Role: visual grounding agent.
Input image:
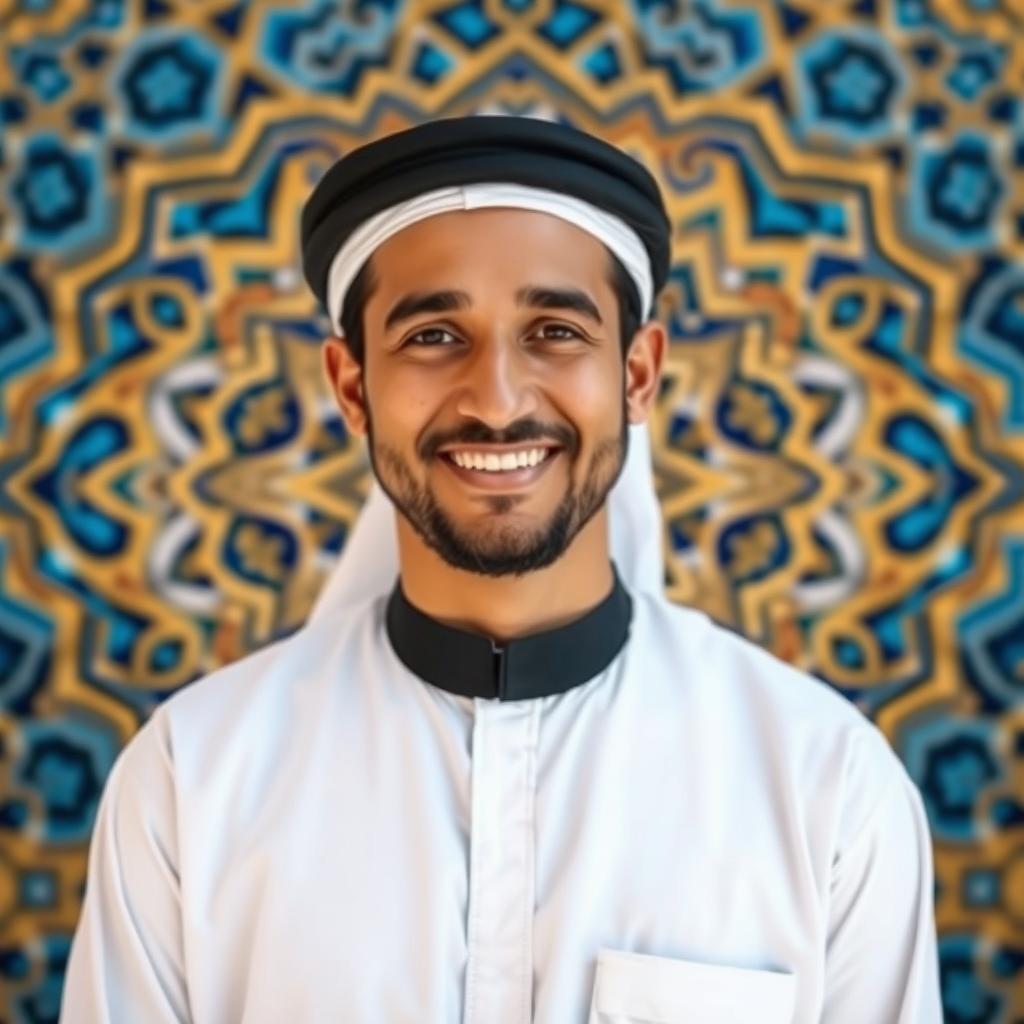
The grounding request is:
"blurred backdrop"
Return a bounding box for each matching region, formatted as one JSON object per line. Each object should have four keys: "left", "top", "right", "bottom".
{"left": 0, "top": 0, "right": 1022, "bottom": 1020}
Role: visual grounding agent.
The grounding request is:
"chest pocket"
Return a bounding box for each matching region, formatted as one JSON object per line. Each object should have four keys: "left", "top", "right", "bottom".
{"left": 588, "top": 948, "right": 797, "bottom": 1024}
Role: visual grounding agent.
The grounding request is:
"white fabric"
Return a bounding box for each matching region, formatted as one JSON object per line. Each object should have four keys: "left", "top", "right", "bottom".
{"left": 60, "top": 588, "right": 942, "bottom": 1022}
{"left": 308, "top": 421, "right": 664, "bottom": 624}
{"left": 325, "top": 182, "right": 655, "bottom": 333}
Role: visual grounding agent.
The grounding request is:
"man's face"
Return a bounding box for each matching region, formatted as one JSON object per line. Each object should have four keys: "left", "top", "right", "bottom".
{"left": 332, "top": 208, "right": 636, "bottom": 577}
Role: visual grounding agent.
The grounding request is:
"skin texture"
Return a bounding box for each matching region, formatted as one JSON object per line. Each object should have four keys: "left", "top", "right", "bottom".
{"left": 323, "top": 207, "right": 666, "bottom": 641}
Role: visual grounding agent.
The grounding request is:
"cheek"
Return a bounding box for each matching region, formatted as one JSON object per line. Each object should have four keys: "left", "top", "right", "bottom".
{"left": 559, "top": 360, "right": 621, "bottom": 419}
{"left": 368, "top": 364, "right": 435, "bottom": 446}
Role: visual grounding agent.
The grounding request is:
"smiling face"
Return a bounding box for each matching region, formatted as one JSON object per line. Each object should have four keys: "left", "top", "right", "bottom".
{"left": 323, "top": 206, "right": 663, "bottom": 578}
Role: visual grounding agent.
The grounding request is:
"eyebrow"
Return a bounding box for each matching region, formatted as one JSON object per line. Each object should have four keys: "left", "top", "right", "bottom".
{"left": 517, "top": 285, "right": 603, "bottom": 325}
{"left": 383, "top": 284, "right": 603, "bottom": 331}
{"left": 384, "top": 289, "right": 469, "bottom": 330}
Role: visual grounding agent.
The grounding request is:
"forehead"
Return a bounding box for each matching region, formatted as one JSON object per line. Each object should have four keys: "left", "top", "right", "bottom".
{"left": 369, "top": 207, "right": 611, "bottom": 287}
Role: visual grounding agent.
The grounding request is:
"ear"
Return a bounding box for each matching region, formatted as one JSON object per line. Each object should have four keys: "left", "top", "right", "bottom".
{"left": 322, "top": 336, "right": 367, "bottom": 437}
{"left": 624, "top": 320, "right": 666, "bottom": 424}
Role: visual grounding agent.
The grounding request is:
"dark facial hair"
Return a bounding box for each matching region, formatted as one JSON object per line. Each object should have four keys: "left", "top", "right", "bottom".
{"left": 363, "top": 394, "right": 629, "bottom": 578}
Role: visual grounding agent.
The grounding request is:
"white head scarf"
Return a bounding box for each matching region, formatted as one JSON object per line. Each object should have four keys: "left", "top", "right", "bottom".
{"left": 325, "top": 183, "right": 656, "bottom": 333}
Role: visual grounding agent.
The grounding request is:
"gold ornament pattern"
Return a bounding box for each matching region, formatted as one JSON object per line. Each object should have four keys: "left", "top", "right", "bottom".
{"left": 0, "top": 0, "right": 1022, "bottom": 1019}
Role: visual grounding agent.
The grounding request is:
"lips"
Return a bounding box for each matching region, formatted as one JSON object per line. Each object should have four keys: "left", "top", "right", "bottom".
{"left": 438, "top": 448, "right": 561, "bottom": 491}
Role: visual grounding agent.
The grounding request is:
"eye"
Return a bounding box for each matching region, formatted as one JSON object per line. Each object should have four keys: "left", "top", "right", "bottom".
{"left": 535, "top": 322, "right": 583, "bottom": 340}
{"left": 405, "top": 327, "right": 458, "bottom": 347}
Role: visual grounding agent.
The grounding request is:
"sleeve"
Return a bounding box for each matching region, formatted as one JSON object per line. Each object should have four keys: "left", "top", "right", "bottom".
{"left": 821, "top": 726, "right": 943, "bottom": 1023}
{"left": 59, "top": 706, "right": 191, "bottom": 1023}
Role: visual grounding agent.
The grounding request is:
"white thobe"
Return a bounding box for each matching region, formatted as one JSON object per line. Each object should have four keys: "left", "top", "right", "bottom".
{"left": 59, "top": 588, "right": 942, "bottom": 1022}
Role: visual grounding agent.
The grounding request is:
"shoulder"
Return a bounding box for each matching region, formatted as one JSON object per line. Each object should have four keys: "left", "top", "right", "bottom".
{"left": 632, "top": 590, "right": 863, "bottom": 727}
{"left": 169, "top": 592, "right": 379, "bottom": 710}
{"left": 122, "top": 593, "right": 385, "bottom": 780}
{"left": 632, "top": 590, "right": 910, "bottom": 836}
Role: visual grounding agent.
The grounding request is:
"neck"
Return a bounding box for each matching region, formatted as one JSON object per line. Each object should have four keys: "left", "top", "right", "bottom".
{"left": 394, "top": 509, "right": 614, "bottom": 642}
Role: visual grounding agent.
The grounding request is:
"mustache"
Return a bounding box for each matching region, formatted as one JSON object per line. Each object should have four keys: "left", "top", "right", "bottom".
{"left": 428, "top": 422, "right": 575, "bottom": 455}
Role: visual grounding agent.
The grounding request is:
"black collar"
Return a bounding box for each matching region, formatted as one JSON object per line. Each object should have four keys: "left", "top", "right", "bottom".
{"left": 385, "top": 562, "right": 633, "bottom": 701}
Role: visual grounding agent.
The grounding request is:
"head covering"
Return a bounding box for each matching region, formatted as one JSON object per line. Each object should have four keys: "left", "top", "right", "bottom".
{"left": 323, "top": 182, "right": 655, "bottom": 332}
{"left": 301, "top": 115, "right": 670, "bottom": 623}
{"left": 301, "top": 116, "right": 671, "bottom": 326}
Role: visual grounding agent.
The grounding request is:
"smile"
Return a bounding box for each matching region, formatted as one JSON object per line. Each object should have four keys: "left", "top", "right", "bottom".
{"left": 437, "top": 447, "right": 561, "bottom": 490}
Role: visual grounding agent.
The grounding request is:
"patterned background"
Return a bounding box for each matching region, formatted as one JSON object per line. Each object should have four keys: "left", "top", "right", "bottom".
{"left": 0, "top": 0, "right": 1022, "bottom": 1020}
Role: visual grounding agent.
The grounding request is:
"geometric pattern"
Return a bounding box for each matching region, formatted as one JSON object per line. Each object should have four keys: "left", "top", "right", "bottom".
{"left": 0, "top": 1, "right": 1022, "bottom": 1019}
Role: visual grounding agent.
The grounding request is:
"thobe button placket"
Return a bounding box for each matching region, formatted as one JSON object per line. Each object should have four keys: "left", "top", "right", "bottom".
{"left": 492, "top": 640, "right": 507, "bottom": 699}
{"left": 463, "top": 696, "right": 540, "bottom": 1024}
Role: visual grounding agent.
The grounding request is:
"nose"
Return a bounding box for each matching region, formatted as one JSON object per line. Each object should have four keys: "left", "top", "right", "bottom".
{"left": 452, "top": 334, "right": 539, "bottom": 428}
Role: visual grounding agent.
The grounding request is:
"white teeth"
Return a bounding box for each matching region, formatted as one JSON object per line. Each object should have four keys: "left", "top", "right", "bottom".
{"left": 449, "top": 448, "right": 552, "bottom": 471}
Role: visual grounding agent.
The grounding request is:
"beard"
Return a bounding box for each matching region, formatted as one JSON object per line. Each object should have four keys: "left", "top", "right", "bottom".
{"left": 364, "top": 395, "right": 629, "bottom": 578}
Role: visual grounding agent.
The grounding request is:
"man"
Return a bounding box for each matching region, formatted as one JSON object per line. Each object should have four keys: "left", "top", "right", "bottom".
{"left": 60, "top": 116, "right": 942, "bottom": 1022}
